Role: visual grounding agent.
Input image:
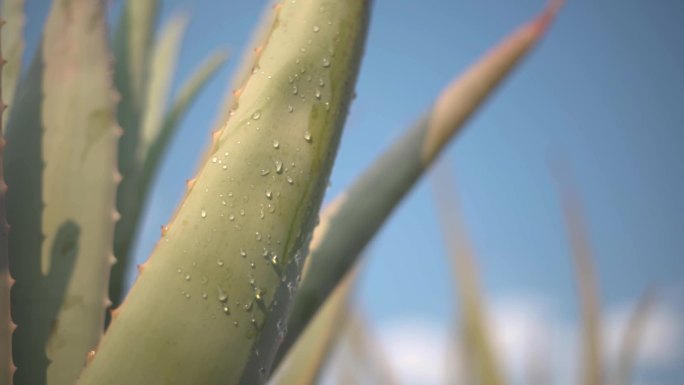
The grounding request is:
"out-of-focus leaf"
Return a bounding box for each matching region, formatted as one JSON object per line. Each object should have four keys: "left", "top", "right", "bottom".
{"left": 615, "top": 289, "right": 657, "bottom": 385}
{"left": 551, "top": 159, "right": 602, "bottom": 385}
{"left": 109, "top": 0, "right": 159, "bottom": 307}
{"left": 346, "top": 311, "right": 399, "bottom": 385}
{"left": 140, "top": 50, "right": 229, "bottom": 199}
{"left": 269, "top": 268, "right": 358, "bottom": 385}
{"left": 0, "top": 0, "right": 24, "bottom": 129}
{"left": 431, "top": 163, "right": 505, "bottom": 385}
{"left": 276, "top": 0, "right": 564, "bottom": 362}
{"left": 0, "top": 20, "right": 16, "bottom": 385}
{"left": 138, "top": 14, "right": 188, "bottom": 165}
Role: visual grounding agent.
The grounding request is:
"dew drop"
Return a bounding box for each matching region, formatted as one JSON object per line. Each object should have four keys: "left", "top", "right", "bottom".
{"left": 229, "top": 214, "right": 235, "bottom": 221}
{"left": 313, "top": 25, "right": 320, "bottom": 32}
{"left": 256, "top": 232, "right": 262, "bottom": 241}
{"left": 265, "top": 190, "right": 273, "bottom": 199}
{"left": 218, "top": 287, "right": 229, "bottom": 303}
{"left": 217, "top": 259, "right": 224, "bottom": 267}
{"left": 240, "top": 249, "right": 247, "bottom": 257}
{"left": 321, "top": 57, "right": 331, "bottom": 67}
{"left": 292, "top": 85, "right": 298, "bottom": 95}
{"left": 315, "top": 89, "right": 321, "bottom": 99}
{"left": 260, "top": 169, "right": 270, "bottom": 176}
{"left": 273, "top": 139, "right": 280, "bottom": 149}
{"left": 233, "top": 321, "right": 239, "bottom": 327}
{"left": 271, "top": 254, "right": 279, "bottom": 265}
{"left": 303, "top": 131, "right": 312, "bottom": 142}
{"left": 251, "top": 110, "right": 262, "bottom": 120}
{"left": 211, "top": 157, "right": 218, "bottom": 163}
{"left": 288, "top": 105, "right": 294, "bottom": 113}
{"left": 223, "top": 306, "right": 230, "bottom": 315}
{"left": 184, "top": 273, "right": 191, "bottom": 281}
{"left": 287, "top": 176, "right": 294, "bottom": 185}
{"left": 202, "top": 292, "right": 208, "bottom": 299}
{"left": 274, "top": 160, "right": 283, "bottom": 174}
{"left": 200, "top": 209, "right": 207, "bottom": 218}
{"left": 176, "top": 268, "right": 182, "bottom": 274}
{"left": 185, "top": 292, "right": 191, "bottom": 299}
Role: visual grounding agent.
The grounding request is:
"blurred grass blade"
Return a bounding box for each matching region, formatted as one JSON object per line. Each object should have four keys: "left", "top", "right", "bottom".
{"left": 269, "top": 268, "right": 358, "bottom": 385}
{"left": 0, "top": 21, "right": 16, "bottom": 385}
{"left": 0, "top": 0, "right": 24, "bottom": 129}
{"left": 615, "top": 289, "right": 657, "bottom": 385}
{"left": 78, "top": 1, "right": 370, "bottom": 384}
{"left": 138, "top": 14, "right": 188, "bottom": 165}
{"left": 550, "top": 159, "right": 602, "bottom": 385}
{"left": 347, "top": 311, "right": 399, "bottom": 385}
{"left": 277, "top": 0, "right": 564, "bottom": 361}
{"left": 431, "top": 162, "right": 505, "bottom": 385}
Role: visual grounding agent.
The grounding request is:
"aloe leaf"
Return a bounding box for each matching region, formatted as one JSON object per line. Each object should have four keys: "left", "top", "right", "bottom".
{"left": 109, "top": 50, "right": 229, "bottom": 306}
{"left": 4, "top": 0, "right": 118, "bottom": 383}
{"left": 78, "top": 1, "right": 370, "bottom": 384}
{"left": 614, "top": 289, "right": 657, "bottom": 385}
{"left": 0, "top": 0, "right": 24, "bottom": 129}
{"left": 138, "top": 14, "right": 188, "bottom": 165}
{"left": 346, "top": 311, "right": 399, "bottom": 385}
{"left": 0, "top": 20, "right": 16, "bottom": 385}
{"left": 269, "top": 268, "right": 357, "bottom": 385}
{"left": 277, "top": 0, "right": 564, "bottom": 361}
{"left": 109, "top": 0, "right": 159, "bottom": 306}
{"left": 551, "top": 160, "right": 602, "bottom": 385}
{"left": 431, "top": 164, "right": 504, "bottom": 385}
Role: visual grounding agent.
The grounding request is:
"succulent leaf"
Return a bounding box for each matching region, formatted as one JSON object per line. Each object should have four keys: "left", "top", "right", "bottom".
{"left": 277, "top": 0, "right": 564, "bottom": 361}
{"left": 0, "top": 18, "right": 16, "bottom": 385}
{"left": 77, "top": 1, "right": 370, "bottom": 384}
{"left": 109, "top": 0, "right": 160, "bottom": 307}
{"left": 0, "top": 0, "right": 24, "bottom": 130}
{"left": 138, "top": 14, "right": 188, "bottom": 166}
{"left": 5, "top": 0, "right": 118, "bottom": 384}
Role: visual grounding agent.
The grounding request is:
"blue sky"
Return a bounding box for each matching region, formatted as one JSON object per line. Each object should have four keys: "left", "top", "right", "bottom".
{"left": 22, "top": 0, "right": 684, "bottom": 383}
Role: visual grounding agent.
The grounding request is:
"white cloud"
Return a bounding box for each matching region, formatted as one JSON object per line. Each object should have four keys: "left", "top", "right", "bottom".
{"left": 342, "top": 294, "right": 684, "bottom": 385}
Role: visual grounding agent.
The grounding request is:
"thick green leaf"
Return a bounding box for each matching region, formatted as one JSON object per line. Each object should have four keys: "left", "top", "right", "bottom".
{"left": 277, "top": 0, "right": 564, "bottom": 361}
{"left": 5, "top": 1, "right": 118, "bottom": 384}
{"left": 78, "top": 1, "right": 370, "bottom": 384}
{"left": 0, "top": 20, "right": 16, "bottom": 385}
{"left": 0, "top": 0, "right": 24, "bottom": 129}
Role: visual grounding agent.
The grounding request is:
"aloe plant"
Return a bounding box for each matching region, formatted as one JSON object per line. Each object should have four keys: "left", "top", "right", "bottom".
{"left": 0, "top": 0, "right": 575, "bottom": 383}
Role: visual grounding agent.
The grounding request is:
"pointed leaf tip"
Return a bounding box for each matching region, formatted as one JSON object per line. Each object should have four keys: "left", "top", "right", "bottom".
{"left": 531, "top": 0, "right": 565, "bottom": 35}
